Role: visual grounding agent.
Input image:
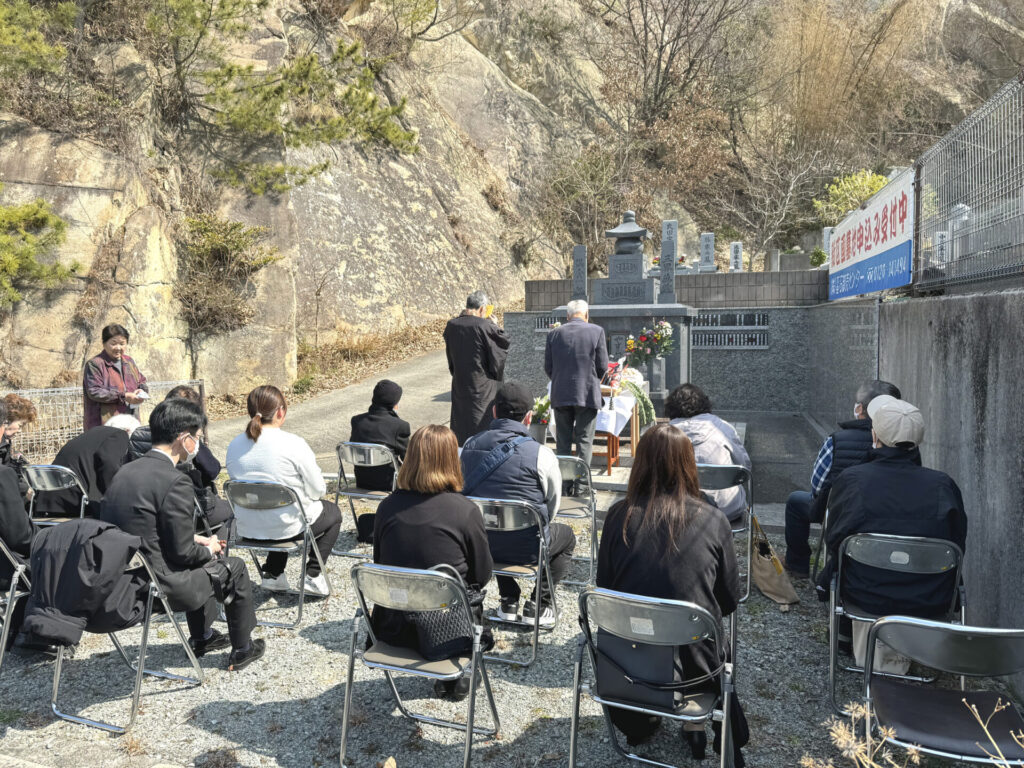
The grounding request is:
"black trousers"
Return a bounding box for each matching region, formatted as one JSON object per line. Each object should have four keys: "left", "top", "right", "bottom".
{"left": 184, "top": 556, "right": 257, "bottom": 650}
{"left": 262, "top": 500, "right": 342, "bottom": 578}
{"left": 491, "top": 522, "right": 576, "bottom": 605}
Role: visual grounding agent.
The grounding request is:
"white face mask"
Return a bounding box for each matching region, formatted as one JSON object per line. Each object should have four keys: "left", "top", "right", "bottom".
{"left": 182, "top": 433, "right": 200, "bottom": 463}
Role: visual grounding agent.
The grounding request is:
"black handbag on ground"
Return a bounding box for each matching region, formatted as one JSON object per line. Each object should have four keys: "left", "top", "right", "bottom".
{"left": 407, "top": 564, "right": 489, "bottom": 661}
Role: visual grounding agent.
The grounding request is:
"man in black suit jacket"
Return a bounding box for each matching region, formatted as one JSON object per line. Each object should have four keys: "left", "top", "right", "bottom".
{"left": 101, "top": 398, "right": 264, "bottom": 671}
{"left": 350, "top": 380, "right": 411, "bottom": 492}
{"left": 32, "top": 419, "right": 136, "bottom": 518}
{"left": 545, "top": 299, "right": 609, "bottom": 467}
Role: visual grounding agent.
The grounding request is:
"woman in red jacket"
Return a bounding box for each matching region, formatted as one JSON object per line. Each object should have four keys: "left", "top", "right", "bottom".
{"left": 82, "top": 323, "right": 149, "bottom": 431}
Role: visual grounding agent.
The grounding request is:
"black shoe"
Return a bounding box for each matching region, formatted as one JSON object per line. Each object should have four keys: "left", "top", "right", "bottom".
{"left": 625, "top": 716, "right": 661, "bottom": 745}
{"left": 227, "top": 638, "right": 266, "bottom": 671}
{"left": 784, "top": 565, "right": 809, "bottom": 580}
{"left": 189, "top": 628, "right": 231, "bottom": 657}
{"left": 13, "top": 633, "right": 66, "bottom": 658}
{"left": 432, "top": 675, "right": 471, "bottom": 702}
{"left": 683, "top": 728, "right": 707, "bottom": 759}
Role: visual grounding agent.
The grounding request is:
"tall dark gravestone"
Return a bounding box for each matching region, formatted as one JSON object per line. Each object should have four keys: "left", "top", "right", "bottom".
{"left": 571, "top": 244, "right": 588, "bottom": 301}
{"left": 658, "top": 220, "right": 678, "bottom": 304}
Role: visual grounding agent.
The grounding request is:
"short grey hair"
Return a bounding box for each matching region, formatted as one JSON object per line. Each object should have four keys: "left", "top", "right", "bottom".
{"left": 566, "top": 299, "right": 588, "bottom": 318}
{"left": 106, "top": 414, "right": 142, "bottom": 435}
{"left": 855, "top": 379, "right": 901, "bottom": 408}
{"left": 466, "top": 291, "right": 488, "bottom": 310}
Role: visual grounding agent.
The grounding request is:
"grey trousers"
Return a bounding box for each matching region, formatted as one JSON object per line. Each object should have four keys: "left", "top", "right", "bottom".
{"left": 554, "top": 406, "right": 597, "bottom": 467}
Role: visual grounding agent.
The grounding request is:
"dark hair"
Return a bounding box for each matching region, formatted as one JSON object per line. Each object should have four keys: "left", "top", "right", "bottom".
{"left": 246, "top": 385, "right": 287, "bottom": 442}
{"left": 0, "top": 399, "right": 7, "bottom": 425}
{"left": 150, "top": 398, "right": 206, "bottom": 445}
{"left": 664, "top": 383, "right": 713, "bottom": 420}
{"left": 855, "top": 379, "right": 901, "bottom": 408}
{"left": 165, "top": 385, "right": 200, "bottom": 403}
{"left": 623, "top": 424, "right": 702, "bottom": 552}
{"left": 397, "top": 425, "right": 463, "bottom": 494}
{"left": 101, "top": 323, "right": 130, "bottom": 344}
{"left": 466, "top": 290, "right": 488, "bottom": 309}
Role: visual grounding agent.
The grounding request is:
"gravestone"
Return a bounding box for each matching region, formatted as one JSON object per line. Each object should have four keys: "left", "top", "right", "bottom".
{"left": 729, "top": 241, "right": 744, "bottom": 272}
{"left": 571, "top": 244, "right": 588, "bottom": 301}
{"left": 769, "top": 248, "right": 781, "bottom": 272}
{"left": 592, "top": 211, "right": 658, "bottom": 305}
{"left": 658, "top": 220, "right": 678, "bottom": 303}
{"left": 699, "top": 232, "right": 716, "bottom": 272}
{"left": 823, "top": 227, "right": 834, "bottom": 259}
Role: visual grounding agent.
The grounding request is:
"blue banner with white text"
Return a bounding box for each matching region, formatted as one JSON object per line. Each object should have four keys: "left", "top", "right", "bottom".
{"left": 829, "top": 241, "right": 912, "bottom": 300}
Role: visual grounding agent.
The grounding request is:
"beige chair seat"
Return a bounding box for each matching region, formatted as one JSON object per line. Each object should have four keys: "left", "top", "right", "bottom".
{"left": 338, "top": 486, "right": 389, "bottom": 499}
{"left": 32, "top": 516, "right": 75, "bottom": 526}
{"left": 363, "top": 640, "right": 469, "bottom": 676}
{"left": 234, "top": 537, "right": 301, "bottom": 551}
{"left": 493, "top": 563, "right": 538, "bottom": 577}
{"left": 556, "top": 497, "right": 591, "bottom": 518}
{"left": 596, "top": 685, "right": 718, "bottom": 720}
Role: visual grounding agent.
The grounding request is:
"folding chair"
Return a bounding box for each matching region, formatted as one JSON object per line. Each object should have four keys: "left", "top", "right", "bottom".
{"left": 340, "top": 562, "right": 500, "bottom": 768}
{"left": 223, "top": 479, "right": 331, "bottom": 629}
{"left": 333, "top": 442, "right": 399, "bottom": 559}
{"left": 810, "top": 506, "right": 830, "bottom": 583}
{"left": 864, "top": 616, "right": 1024, "bottom": 765}
{"left": 468, "top": 497, "right": 558, "bottom": 668}
{"left": 24, "top": 464, "right": 87, "bottom": 526}
{"left": 569, "top": 587, "right": 738, "bottom": 768}
{"left": 697, "top": 464, "right": 753, "bottom": 603}
{"left": 51, "top": 551, "right": 203, "bottom": 734}
{"left": 556, "top": 455, "right": 598, "bottom": 586}
{"left": 0, "top": 538, "right": 30, "bottom": 677}
{"left": 829, "top": 533, "right": 965, "bottom": 716}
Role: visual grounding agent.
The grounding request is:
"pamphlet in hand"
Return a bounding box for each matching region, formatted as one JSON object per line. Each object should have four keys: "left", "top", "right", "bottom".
{"left": 135, "top": 390, "right": 150, "bottom": 400}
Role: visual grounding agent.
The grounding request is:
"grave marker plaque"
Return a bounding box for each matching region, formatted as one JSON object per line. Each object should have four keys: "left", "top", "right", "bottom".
{"left": 658, "top": 220, "right": 678, "bottom": 303}
{"left": 571, "top": 244, "right": 588, "bottom": 301}
{"left": 699, "top": 232, "right": 715, "bottom": 272}
{"left": 729, "top": 241, "right": 744, "bottom": 272}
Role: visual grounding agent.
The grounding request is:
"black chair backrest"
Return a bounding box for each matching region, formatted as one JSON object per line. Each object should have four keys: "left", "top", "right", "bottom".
{"left": 873, "top": 617, "right": 1024, "bottom": 678}
{"left": 696, "top": 464, "right": 750, "bottom": 492}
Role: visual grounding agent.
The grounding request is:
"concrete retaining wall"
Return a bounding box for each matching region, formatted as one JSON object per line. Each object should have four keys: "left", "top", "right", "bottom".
{"left": 879, "top": 290, "right": 1024, "bottom": 664}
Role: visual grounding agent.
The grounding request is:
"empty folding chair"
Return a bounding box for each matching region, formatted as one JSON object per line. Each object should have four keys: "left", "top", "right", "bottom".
{"left": 24, "top": 464, "right": 87, "bottom": 526}
{"left": 555, "top": 455, "right": 598, "bottom": 586}
{"left": 697, "top": 464, "right": 753, "bottom": 603}
{"left": 50, "top": 550, "right": 202, "bottom": 733}
{"left": 468, "top": 497, "right": 558, "bottom": 668}
{"left": 334, "top": 441, "right": 400, "bottom": 559}
{"left": 829, "top": 533, "right": 965, "bottom": 716}
{"left": 223, "top": 479, "right": 330, "bottom": 629}
{"left": 0, "top": 538, "right": 30, "bottom": 677}
{"left": 569, "top": 587, "right": 738, "bottom": 768}
{"left": 864, "top": 616, "right": 1024, "bottom": 765}
{"left": 340, "top": 562, "right": 500, "bottom": 768}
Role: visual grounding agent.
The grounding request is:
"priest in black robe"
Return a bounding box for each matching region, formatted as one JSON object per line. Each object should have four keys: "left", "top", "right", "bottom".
{"left": 443, "top": 291, "right": 511, "bottom": 445}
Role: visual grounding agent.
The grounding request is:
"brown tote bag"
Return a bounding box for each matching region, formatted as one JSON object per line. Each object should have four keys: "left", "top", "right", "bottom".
{"left": 750, "top": 515, "right": 800, "bottom": 610}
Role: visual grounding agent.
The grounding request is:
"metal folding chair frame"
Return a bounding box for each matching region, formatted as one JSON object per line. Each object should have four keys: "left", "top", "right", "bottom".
{"left": 223, "top": 480, "right": 331, "bottom": 629}
{"left": 340, "top": 562, "right": 500, "bottom": 768}
{"left": 829, "top": 533, "right": 965, "bottom": 716}
{"left": 333, "top": 441, "right": 399, "bottom": 560}
{"left": 24, "top": 464, "right": 87, "bottom": 527}
{"left": 0, "top": 538, "right": 30, "bottom": 677}
{"left": 469, "top": 497, "right": 558, "bottom": 668}
{"left": 50, "top": 553, "right": 203, "bottom": 734}
{"left": 555, "top": 455, "right": 598, "bottom": 586}
{"left": 864, "top": 616, "right": 1024, "bottom": 765}
{"left": 569, "top": 588, "right": 737, "bottom": 768}
{"left": 696, "top": 464, "right": 753, "bottom": 603}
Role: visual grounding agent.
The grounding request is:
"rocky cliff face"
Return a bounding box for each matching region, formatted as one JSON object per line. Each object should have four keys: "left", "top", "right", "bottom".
{"left": 0, "top": 0, "right": 579, "bottom": 393}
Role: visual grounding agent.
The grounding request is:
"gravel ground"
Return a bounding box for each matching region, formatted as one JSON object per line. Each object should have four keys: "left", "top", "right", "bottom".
{"left": 0, "top": 520, "right": 855, "bottom": 768}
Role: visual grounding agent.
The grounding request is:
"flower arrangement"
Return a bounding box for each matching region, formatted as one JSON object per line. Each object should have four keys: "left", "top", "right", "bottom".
{"left": 532, "top": 394, "right": 551, "bottom": 425}
{"left": 625, "top": 320, "right": 675, "bottom": 366}
{"left": 651, "top": 255, "right": 687, "bottom": 267}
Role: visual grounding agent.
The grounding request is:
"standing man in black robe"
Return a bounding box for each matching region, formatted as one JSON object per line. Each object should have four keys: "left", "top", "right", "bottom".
{"left": 444, "top": 290, "right": 510, "bottom": 445}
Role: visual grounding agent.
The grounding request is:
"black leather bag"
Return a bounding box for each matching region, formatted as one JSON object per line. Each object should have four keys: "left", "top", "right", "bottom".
{"left": 594, "top": 629, "right": 677, "bottom": 710}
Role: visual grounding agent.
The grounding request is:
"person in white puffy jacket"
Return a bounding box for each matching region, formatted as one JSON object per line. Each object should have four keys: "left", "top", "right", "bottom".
{"left": 666, "top": 384, "right": 751, "bottom": 523}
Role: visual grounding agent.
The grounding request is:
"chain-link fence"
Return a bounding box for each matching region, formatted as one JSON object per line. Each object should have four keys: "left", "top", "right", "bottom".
{"left": 6, "top": 380, "right": 206, "bottom": 464}
{"left": 915, "top": 76, "right": 1024, "bottom": 289}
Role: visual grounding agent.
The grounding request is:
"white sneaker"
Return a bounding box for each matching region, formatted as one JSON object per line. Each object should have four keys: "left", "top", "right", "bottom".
{"left": 302, "top": 573, "right": 330, "bottom": 597}
{"left": 523, "top": 600, "right": 557, "bottom": 628}
{"left": 496, "top": 597, "right": 520, "bottom": 621}
{"left": 260, "top": 572, "right": 290, "bottom": 592}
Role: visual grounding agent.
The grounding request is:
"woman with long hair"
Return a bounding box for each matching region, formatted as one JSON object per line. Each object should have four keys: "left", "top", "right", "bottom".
{"left": 372, "top": 424, "right": 493, "bottom": 701}
{"left": 597, "top": 423, "right": 746, "bottom": 764}
{"left": 225, "top": 385, "right": 342, "bottom": 596}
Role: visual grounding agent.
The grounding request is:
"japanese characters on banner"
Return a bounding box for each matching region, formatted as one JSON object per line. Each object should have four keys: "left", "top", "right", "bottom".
{"left": 829, "top": 170, "right": 914, "bottom": 300}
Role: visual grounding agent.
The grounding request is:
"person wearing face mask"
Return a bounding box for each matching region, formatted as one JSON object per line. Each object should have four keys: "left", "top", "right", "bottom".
{"left": 100, "top": 398, "right": 265, "bottom": 671}
{"left": 83, "top": 323, "right": 149, "bottom": 431}
{"left": 783, "top": 379, "right": 901, "bottom": 579}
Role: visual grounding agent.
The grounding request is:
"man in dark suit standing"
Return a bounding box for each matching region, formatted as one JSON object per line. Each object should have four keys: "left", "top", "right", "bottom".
{"left": 101, "top": 398, "right": 265, "bottom": 671}
{"left": 350, "top": 379, "right": 411, "bottom": 491}
{"left": 443, "top": 290, "right": 510, "bottom": 445}
{"left": 545, "top": 299, "right": 609, "bottom": 468}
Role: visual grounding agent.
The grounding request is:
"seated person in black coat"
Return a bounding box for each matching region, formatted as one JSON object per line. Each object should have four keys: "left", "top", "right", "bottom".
{"left": 101, "top": 398, "right": 264, "bottom": 671}
{"left": 373, "top": 424, "right": 492, "bottom": 701}
{"left": 130, "top": 385, "right": 233, "bottom": 532}
{"left": 31, "top": 415, "right": 138, "bottom": 519}
{"left": 350, "top": 379, "right": 410, "bottom": 491}
{"left": 1, "top": 393, "right": 37, "bottom": 501}
{"left": 0, "top": 401, "right": 35, "bottom": 649}
{"left": 597, "top": 424, "right": 747, "bottom": 765}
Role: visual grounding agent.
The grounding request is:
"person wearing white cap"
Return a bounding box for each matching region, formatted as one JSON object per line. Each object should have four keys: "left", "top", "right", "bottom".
{"left": 816, "top": 395, "right": 967, "bottom": 670}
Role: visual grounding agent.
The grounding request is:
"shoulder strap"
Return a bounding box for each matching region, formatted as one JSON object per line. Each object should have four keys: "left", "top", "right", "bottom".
{"left": 462, "top": 436, "right": 532, "bottom": 496}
